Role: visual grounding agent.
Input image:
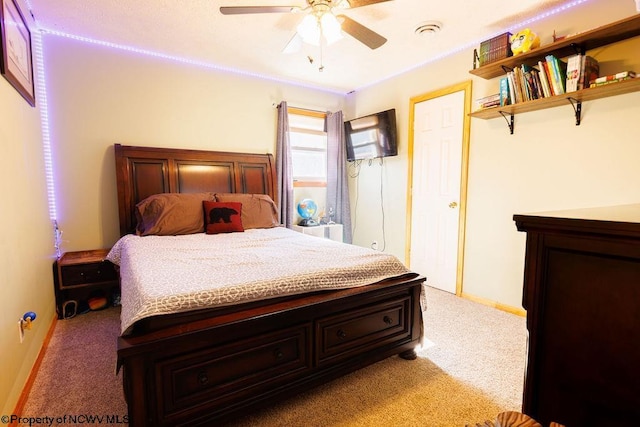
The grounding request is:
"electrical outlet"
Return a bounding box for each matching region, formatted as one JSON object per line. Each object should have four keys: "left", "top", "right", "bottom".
{"left": 371, "top": 241, "right": 378, "bottom": 250}
{"left": 18, "top": 319, "right": 25, "bottom": 344}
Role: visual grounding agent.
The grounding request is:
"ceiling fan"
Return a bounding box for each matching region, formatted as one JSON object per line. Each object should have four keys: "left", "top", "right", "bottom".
{"left": 219, "top": 0, "right": 391, "bottom": 50}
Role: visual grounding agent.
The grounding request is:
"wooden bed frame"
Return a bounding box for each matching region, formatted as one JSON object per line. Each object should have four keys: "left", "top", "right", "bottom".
{"left": 114, "top": 144, "right": 425, "bottom": 426}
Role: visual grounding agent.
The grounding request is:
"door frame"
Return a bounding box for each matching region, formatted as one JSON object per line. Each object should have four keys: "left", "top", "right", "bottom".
{"left": 405, "top": 80, "right": 472, "bottom": 296}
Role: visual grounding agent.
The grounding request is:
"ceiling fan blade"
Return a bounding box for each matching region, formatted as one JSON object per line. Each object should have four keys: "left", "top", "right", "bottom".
{"left": 220, "top": 6, "right": 295, "bottom": 15}
{"left": 282, "top": 33, "right": 303, "bottom": 54}
{"left": 338, "top": 15, "right": 387, "bottom": 49}
{"left": 345, "top": 0, "right": 392, "bottom": 8}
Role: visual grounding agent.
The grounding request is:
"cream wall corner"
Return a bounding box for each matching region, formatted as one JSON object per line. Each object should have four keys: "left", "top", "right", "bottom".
{"left": 0, "top": 0, "right": 57, "bottom": 413}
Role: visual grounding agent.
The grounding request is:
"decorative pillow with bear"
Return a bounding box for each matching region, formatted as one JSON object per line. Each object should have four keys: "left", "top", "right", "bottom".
{"left": 214, "top": 193, "right": 280, "bottom": 229}
{"left": 135, "top": 192, "right": 215, "bottom": 236}
{"left": 203, "top": 201, "right": 244, "bottom": 234}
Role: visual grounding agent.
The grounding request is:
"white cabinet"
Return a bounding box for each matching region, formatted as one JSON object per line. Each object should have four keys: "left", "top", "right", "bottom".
{"left": 292, "top": 224, "right": 343, "bottom": 242}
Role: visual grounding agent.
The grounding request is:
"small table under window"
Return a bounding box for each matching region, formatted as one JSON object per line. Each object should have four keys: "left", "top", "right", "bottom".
{"left": 292, "top": 224, "right": 343, "bottom": 242}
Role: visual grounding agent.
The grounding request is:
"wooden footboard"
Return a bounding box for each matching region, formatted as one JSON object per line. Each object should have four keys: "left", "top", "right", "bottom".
{"left": 118, "top": 274, "right": 425, "bottom": 426}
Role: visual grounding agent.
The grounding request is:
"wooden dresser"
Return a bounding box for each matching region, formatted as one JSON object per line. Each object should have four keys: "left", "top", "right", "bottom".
{"left": 514, "top": 204, "right": 640, "bottom": 427}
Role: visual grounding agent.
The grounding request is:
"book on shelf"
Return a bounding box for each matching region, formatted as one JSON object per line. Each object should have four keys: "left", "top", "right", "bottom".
{"left": 516, "top": 67, "right": 527, "bottom": 101}
{"left": 565, "top": 54, "right": 582, "bottom": 92}
{"left": 511, "top": 64, "right": 542, "bottom": 102}
{"left": 555, "top": 58, "right": 568, "bottom": 94}
{"left": 523, "top": 69, "right": 537, "bottom": 101}
{"left": 528, "top": 67, "right": 543, "bottom": 100}
{"left": 590, "top": 71, "right": 636, "bottom": 85}
{"left": 518, "top": 65, "right": 529, "bottom": 101}
{"left": 475, "top": 93, "right": 501, "bottom": 109}
{"left": 478, "top": 32, "right": 512, "bottom": 66}
{"left": 545, "top": 55, "right": 567, "bottom": 95}
{"left": 512, "top": 68, "right": 524, "bottom": 103}
{"left": 579, "top": 56, "right": 599, "bottom": 90}
{"left": 537, "top": 60, "right": 552, "bottom": 97}
{"left": 532, "top": 70, "right": 544, "bottom": 99}
{"left": 499, "top": 77, "right": 511, "bottom": 106}
{"left": 544, "top": 61, "right": 556, "bottom": 96}
{"left": 507, "top": 71, "right": 516, "bottom": 104}
{"left": 589, "top": 75, "right": 636, "bottom": 87}
{"left": 565, "top": 54, "right": 598, "bottom": 92}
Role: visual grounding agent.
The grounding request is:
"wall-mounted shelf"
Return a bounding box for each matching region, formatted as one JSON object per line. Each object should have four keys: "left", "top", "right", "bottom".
{"left": 470, "top": 77, "right": 640, "bottom": 120}
{"left": 468, "top": 13, "right": 640, "bottom": 133}
{"left": 470, "top": 14, "right": 640, "bottom": 80}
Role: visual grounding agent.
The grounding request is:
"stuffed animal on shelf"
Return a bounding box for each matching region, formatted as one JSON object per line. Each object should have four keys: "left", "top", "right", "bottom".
{"left": 510, "top": 29, "right": 540, "bottom": 55}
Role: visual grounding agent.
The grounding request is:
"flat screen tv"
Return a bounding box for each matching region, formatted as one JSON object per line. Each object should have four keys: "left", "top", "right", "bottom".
{"left": 344, "top": 108, "right": 398, "bottom": 161}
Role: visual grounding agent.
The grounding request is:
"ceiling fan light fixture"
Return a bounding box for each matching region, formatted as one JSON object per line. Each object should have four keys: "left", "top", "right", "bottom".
{"left": 321, "top": 13, "right": 343, "bottom": 44}
{"left": 334, "top": 0, "right": 351, "bottom": 10}
{"left": 296, "top": 11, "right": 343, "bottom": 46}
{"left": 297, "top": 14, "right": 321, "bottom": 45}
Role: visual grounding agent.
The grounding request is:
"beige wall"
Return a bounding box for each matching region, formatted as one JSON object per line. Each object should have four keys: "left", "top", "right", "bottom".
{"left": 42, "top": 36, "right": 345, "bottom": 252}
{"left": 347, "top": 0, "right": 640, "bottom": 309}
{"left": 0, "top": 3, "right": 56, "bottom": 414}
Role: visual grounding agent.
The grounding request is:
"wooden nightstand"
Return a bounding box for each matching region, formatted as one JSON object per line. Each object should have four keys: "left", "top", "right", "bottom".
{"left": 53, "top": 249, "right": 119, "bottom": 319}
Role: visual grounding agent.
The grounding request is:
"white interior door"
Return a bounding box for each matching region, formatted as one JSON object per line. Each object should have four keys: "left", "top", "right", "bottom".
{"left": 410, "top": 90, "right": 465, "bottom": 294}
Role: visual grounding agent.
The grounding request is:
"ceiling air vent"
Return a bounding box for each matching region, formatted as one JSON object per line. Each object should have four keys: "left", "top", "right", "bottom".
{"left": 414, "top": 21, "right": 442, "bottom": 36}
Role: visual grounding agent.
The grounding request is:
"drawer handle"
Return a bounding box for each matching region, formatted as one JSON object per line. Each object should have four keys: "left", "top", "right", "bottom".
{"left": 274, "top": 348, "right": 284, "bottom": 360}
{"left": 337, "top": 329, "right": 347, "bottom": 339}
{"left": 198, "top": 371, "right": 209, "bottom": 385}
{"left": 383, "top": 316, "right": 393, "bottom": 325}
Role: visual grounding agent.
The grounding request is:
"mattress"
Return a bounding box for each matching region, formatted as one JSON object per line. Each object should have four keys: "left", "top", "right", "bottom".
{"left": 107, "top": 227, "right": 415, "bottom": 334}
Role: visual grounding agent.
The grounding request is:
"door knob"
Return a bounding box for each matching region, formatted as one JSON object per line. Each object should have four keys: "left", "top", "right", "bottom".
{"left": 449, "top": 201, "right": 458, "bottom": 208}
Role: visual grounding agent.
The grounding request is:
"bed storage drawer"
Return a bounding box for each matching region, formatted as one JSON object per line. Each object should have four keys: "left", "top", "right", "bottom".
{"left": 316, "top": 296, "right": 412, "bottom": 364}
{"left": 156, "top": 324, "right": 311, "bottom": 421}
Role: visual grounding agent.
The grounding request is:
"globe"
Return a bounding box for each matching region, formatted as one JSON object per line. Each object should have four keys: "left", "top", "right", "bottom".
{"left": 297, "top": 198, "right": 317, "bottom": 219}
{"left": 297, "top": 199, "right": 318, "bottom": 226}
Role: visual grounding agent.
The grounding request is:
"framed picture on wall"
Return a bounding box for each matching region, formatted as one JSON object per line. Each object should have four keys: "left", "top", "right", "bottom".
{"left": 0, "top": 0, "right": 35, "bottom": 106}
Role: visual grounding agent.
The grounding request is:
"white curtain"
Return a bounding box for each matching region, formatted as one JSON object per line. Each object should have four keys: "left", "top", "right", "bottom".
{"left": 276, "top": 101, "right": 294, "bottom": 228}
{"left": 326, "top": 111, "right": 353, "bottom": 244}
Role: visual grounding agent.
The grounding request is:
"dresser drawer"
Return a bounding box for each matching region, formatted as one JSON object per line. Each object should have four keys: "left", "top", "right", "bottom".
{"left": 156, "top": 324, "right": 312, "bottom": 420}
{"left": 316, "top": 296, "right": 412, "bottom": 365}
{"left": 60, "top": 261, "right": 118, "bottom": 288}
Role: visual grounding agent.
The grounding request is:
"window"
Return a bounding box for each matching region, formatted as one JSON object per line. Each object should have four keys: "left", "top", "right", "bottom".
{"left": 346, "top": 115, "right": 381, "bottom": 159}
{"left": 288, "top": 108, "right": 327, "bottom": 186}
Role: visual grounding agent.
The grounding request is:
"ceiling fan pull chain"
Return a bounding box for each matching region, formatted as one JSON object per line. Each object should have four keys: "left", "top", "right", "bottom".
{"left": 319, "top": 22, "right": 325, "bottom": 72}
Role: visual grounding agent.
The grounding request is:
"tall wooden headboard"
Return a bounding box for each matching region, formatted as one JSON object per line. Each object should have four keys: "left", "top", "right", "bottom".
{"left": 114, "top": 144, "right": 277, "bottom": 236}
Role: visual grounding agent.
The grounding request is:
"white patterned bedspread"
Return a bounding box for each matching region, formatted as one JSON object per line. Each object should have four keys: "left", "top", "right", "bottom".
{"left": 107, "top": 227, "right": 416, "bottom": 335}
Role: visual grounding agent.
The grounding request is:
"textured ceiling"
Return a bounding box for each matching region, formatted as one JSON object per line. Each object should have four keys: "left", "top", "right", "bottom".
{"left": 29, "top": 0, "right": 577, "bottom": 93}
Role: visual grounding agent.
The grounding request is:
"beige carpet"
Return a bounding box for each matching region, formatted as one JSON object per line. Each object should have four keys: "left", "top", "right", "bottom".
{"left": 20, "top": 286, "right": 527, "bottom": 426}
